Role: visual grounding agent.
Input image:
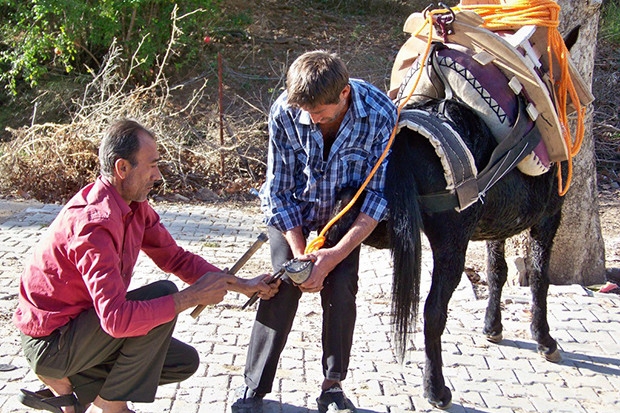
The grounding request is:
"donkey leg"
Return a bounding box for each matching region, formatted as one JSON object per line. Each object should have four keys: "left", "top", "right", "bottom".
{"left": 423, "top": 280, "right": 455, "bottom": 409}
{"left": 527, "top": 213, "right": 562, "bottom": 362}
{"left": 483, "top": 240, "right": 508, "bottom": 343}
{"left": 422, "top": 242, "right": 468, "bottom": 409}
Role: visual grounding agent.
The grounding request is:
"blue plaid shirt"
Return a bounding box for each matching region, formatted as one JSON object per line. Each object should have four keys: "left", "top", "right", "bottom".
{"left": 259, "top": 79, "right": 397, "bottom": 233}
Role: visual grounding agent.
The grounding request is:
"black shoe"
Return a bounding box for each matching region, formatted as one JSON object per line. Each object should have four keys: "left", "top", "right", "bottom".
{"left": 316, "top": 383, "right": 357, "bottom": 413}
{"left": 231, "top": 386, "right": 265, "bottom": 413}
{"left": 18, "top": 388, "right": 86, "bottom": 413}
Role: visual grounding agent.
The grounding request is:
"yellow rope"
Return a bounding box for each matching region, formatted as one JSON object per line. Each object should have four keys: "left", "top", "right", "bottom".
{"left": 455, "top": 0, "right": 587, "bottom": 195}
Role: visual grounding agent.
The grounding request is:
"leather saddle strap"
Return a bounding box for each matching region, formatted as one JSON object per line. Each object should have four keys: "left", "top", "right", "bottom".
{"left": 407, "top": 102, "right": 541, "bottom": 212}
{"left": 476, "top": 99, "right": 542, "bottom": 197}
{"left": 398, "top": 109, "right": 479, "bottom": 211}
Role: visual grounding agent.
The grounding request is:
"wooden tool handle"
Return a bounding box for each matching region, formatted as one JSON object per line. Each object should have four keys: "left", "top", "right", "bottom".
{"left": 190, "top": 232, "right": 268, "bottom": 319}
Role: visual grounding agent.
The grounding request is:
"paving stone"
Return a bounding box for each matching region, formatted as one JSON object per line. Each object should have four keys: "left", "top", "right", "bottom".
{"left": 1, "top": 202, "right": 619, "bottom": 412}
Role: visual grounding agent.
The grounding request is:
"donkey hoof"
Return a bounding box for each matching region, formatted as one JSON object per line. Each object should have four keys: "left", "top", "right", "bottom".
{"left": 540, "top": 347, "right": 562, "bottom": 363}
{"left": 485, "top": 332, "right": 503, "bottom": 343}
{"left": 427, "top": 387, "right": 452, "bottom": 410}
{"left": 428, "top": 398, "right": 452, "bottom": 410}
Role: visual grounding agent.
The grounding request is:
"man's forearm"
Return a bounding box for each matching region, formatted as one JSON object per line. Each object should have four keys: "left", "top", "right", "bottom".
{"left": 330, "top": 212, "right": 378, "bottom": 259}
{"left": 284, "top": 226, "right": 307, "bottom": 257}
{"left": 281, "top": 213, "right": 378, "bottom": 266}
{"left": 172, "top": 272, "right": 232, "bottom": 314}
{"left": 173, "top": 289, "right": 200, "bottom": 314}
{"left": 294, "top": 212, "right": 379, "bottom": 292}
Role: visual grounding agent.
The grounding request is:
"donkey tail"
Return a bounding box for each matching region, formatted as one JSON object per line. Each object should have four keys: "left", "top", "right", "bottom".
{"left": 385, "top": 135, "right": 423, "bottom": 361}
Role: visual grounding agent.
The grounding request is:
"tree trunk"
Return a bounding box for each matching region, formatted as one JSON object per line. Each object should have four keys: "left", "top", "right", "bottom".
{"left": 508, "top": 0, "right": 606, "bottom": 286}
{"left": 549, "top": 0, "right": 606, "bottom": 285}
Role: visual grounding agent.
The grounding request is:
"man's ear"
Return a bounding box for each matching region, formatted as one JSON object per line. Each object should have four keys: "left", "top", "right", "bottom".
{"left": 114, "top": 158, "right": 130, "bottom": 179}
{"left": 341, "top": 84, "right": 351, "bottom": 100}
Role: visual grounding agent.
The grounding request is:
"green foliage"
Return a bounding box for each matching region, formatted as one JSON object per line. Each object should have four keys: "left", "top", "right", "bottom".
{"left": 0, "top": 0, "right": 225, "bottom": 94}
{"left": 600, "top": 0, "right": 620, "bottom": 44}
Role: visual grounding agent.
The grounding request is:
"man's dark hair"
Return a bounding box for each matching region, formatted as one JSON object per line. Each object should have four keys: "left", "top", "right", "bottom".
{"left": 99, "top": 119, "right": 155, "bottom": 179}
{"left": 286, "top": 50, "right": 349, "bottom": 109}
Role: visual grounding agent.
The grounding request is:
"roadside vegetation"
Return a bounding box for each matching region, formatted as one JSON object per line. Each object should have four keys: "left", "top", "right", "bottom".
{"left": 0, "top": 0, "right": 263, "bottom": 202}
{"left": 594, "top": 0, "right": 620, "bottom": 190}
{"left": 0, "top": 0, "right": 618, "bottom": 203}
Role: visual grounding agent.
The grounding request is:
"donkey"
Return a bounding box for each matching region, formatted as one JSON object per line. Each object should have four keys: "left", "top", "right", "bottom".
{"left": 383, "top": 99, "right": 564, "bottom": 409}
{"left": 326, "top": 96, "right": 565, "bottom": 409}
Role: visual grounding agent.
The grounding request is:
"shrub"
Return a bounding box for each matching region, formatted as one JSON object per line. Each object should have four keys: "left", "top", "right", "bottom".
{"left": 0, "top": 18, "right": 266, "bottom": 203}
{"left": 600, "top": 0, "right": 620, "bottom": 44}
{"left": 0, "top": 0, "right": 222, "bottom": 94}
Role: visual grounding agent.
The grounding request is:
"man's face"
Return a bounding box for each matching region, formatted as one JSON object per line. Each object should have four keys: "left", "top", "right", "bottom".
{"left": 117, "top": 132, "right": 162, "bottom": 204}
{"left": 302, "top": 85, "right": 350, "bottom": 125}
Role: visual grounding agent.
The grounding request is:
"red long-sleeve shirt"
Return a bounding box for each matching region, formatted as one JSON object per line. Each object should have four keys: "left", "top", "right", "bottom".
{"left": 14, "top": 177, "right": 219, "bottom": 338}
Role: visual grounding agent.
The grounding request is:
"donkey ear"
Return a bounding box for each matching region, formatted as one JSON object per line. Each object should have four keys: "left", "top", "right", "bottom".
{"left": 563, "top": 25, "right": 581, "bottom": 52}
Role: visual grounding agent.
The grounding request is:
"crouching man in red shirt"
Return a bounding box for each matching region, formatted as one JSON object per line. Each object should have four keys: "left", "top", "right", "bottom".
{"left": 13, "top": 119, "right": 280, "bottom": 413}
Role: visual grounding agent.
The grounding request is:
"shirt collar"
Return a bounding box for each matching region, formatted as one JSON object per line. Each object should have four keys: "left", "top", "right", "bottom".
{"left": 348, "top": 79, "right": 369, "bottom": 119}
{"left": 97, "top": 176, "right": 133, "bottom": 217}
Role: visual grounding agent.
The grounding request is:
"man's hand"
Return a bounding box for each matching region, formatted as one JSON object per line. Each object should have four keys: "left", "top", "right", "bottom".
{"left": 233, "top": 273, "right": 281, "bottom": 299}
{"left": 297, "top": 212, "right": 379, "bottom": 294}
{"left": 176, "top": 272, "right": 282, "bottom": 314}
{"left": 297, "top": 250, "right": 337, "bottom": 293}
{"left": 174, "top": 272, "right": 234, "bottom": 313}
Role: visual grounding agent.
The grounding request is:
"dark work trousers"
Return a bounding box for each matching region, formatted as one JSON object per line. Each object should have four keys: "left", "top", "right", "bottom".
{"left": 244, "top": 225, "right": 360, "bottom": 394}
{"left": 21, "top": 280, "right": 199, "bottom": 405}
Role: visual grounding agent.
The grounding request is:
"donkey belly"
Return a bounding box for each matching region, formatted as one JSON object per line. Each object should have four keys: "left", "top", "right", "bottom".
{"left": 471, "top": 170, "right": 557, "bottom": 241}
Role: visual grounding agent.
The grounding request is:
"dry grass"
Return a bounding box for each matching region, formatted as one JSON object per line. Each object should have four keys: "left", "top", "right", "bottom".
{"left": 0, "top": 11, "right": 268, "bottom": 203}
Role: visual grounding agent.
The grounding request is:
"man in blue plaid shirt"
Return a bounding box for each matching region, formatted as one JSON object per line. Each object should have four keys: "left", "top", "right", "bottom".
{"left": 233, "top": 50, "right": 397, "bottom": 413}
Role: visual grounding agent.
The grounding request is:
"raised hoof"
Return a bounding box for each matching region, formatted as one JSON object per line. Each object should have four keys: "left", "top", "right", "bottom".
{"left": 540, "top": 347, "right": 562, "bottom": 363}
{"left": 485, "top": 331, "right": 503, "bottom": 343}
{"left": 426, "top": 387, "right": 452, "bottom": 410}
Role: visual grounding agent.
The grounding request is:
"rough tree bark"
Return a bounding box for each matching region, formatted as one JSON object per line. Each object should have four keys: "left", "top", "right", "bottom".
{"left": 551, "top": 0, "right": 606, "bottom": 285}
{"left": 508, "top": 0, "right": 606, "bottom": 286}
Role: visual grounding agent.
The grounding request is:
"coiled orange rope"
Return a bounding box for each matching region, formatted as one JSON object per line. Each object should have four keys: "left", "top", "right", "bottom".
{"left": 456, "top": 0, "right": 587, "bottom": 195}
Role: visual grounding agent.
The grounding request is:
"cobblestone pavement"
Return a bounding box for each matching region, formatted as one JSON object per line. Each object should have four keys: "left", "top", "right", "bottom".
{"left": 0, "top": 202, "right": 618, "bottom": 413}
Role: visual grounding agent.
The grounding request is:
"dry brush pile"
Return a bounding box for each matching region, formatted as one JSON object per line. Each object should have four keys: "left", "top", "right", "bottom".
{"left": 0, "top": 27, "right": 269, "bottom": 204}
